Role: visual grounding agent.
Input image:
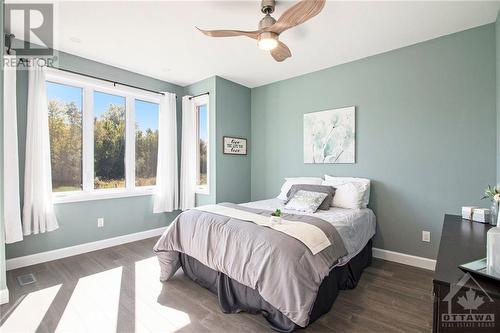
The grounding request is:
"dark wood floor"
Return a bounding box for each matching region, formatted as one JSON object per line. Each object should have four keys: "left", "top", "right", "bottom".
{"left": 0, "top": 237, "right": 434, "bottom": 332}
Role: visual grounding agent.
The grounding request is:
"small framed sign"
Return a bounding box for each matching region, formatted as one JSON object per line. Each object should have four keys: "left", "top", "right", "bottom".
{"left": 223, "top": 136, "right": 247, "bottom": 155}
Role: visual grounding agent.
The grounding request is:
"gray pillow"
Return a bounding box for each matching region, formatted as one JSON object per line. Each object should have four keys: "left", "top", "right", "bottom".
{"left": 286, "top": 184, "right": 336, "bottom": 211}
{"left": 285, "top": 190, "right": 328, "bottom": 213}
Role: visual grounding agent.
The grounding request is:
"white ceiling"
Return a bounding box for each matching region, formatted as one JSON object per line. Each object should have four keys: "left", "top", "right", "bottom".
{"left": 9, "top": 1, "right": 500, "bottom": 88}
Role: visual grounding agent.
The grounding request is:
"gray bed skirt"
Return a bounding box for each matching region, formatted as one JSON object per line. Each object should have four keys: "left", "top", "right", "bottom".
{"left": 179, "top": 239, "right": 373, "bottom": 332}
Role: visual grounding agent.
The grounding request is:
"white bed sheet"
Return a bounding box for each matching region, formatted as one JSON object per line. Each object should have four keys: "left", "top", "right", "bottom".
{"left": 241, "top": 199, "right": 376, "bottom": 266}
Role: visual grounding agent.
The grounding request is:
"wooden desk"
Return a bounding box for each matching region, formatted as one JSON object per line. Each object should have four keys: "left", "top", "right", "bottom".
{"left": 433, "top": 214, "right": 500, "bottom": 332}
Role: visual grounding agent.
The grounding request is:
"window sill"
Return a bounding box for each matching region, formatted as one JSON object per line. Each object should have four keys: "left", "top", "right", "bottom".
{"left": 53, "top": 188, "right": 155, "bottom": 204}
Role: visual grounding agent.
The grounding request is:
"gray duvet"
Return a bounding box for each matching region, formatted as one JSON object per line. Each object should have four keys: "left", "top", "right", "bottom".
{"left": 153, "top": 203, "right": 347, "bottom": 327}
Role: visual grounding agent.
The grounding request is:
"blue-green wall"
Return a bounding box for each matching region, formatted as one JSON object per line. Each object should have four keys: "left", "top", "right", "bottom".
{"left": 6, "top": 50, "right": 185, "bottom": 259}
{"left": 184, "top": 76, "right": 252, "bottom": 205}
{"left": 251, "top": 24, "right": 497, "bottom": 259}
{"left": 215, "top": 77, "right": 251, "bottom": 203}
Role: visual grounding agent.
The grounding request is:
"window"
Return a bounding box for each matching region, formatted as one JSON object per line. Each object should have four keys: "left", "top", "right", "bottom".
{"left": 93, "top": 91, "right": 126, "bottom": 189}
{"left": 46, "top": 69, "right": 161, "bottom": 202}
{"left": 194, "top": 95, "right": 209, "bottom": 194}
{"left": 47, "top": 82, "right": 83, "bottom": 192}
{"left": 135, "top": 100, "right": 159, "bottom": 187}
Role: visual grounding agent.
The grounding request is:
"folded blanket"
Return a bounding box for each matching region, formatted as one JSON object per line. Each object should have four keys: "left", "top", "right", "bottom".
{"left": 154, "top": 203, "right": 347, "bottom": 327}
{"left": 195, "top": 204, "right": 331, "bottom": 254}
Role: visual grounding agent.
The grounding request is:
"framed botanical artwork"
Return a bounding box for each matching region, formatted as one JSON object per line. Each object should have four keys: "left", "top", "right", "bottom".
{"left": 304, "top": 106, "right": 355, "bottom": 163}
{"left": 223, "top": 136, "right": 247, "bottom": 155}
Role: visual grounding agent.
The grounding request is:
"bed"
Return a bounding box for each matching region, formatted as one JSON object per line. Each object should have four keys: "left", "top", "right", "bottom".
{"left": 154, "top": 198, "right": 376, "bottom": 332}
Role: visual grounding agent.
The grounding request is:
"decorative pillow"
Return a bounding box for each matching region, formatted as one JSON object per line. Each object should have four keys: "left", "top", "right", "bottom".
{"left": 323, "top": 175, "right": 371, "bottom": 208}
{"left": 322, "top": 180, "right": 364, "bottom": 209}
{"left": 285, "top": 190, "right": 328, "bottom": 213}
{"left": 286, "top": 184, "right": 335, "bottom": 211}
{"left": 276, "top": 177, "right": 324, "bottom": 200}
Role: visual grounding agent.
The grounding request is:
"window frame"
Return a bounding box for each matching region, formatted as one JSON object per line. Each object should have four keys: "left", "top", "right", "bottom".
{"left": 46, "top": 69, "right": 162, "bottom": 203}
{"left": 193, "top": 95, "right": 210, "bottom": 195}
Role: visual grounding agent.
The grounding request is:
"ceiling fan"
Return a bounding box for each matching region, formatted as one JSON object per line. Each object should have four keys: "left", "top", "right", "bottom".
{"left": 197, "top": 0, "right": 326, "bottom": 62}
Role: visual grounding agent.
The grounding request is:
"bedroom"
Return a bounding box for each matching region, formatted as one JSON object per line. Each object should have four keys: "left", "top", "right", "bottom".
{"left": 0, "top": 0, "right": 500, "bottom": 332}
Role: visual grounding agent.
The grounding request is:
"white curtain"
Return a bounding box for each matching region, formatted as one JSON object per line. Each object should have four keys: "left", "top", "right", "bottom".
{"left": 153, "top": 92, "right": 178, "bottom": 213}
{"left": 3, "top": 55, "right": 23, "bottom": 243}
{"left": 180, "top": 96, "right": 197, "bottom": 210}
{"left": 22, "top": 63, "right": 59, "bottom": 235}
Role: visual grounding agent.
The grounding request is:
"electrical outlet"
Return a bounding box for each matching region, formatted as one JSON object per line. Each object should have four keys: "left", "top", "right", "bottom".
{"left": 97, "top": 218, "right": 104, "bottom": 228}
{"left": 422, "top": 230, "right": 431, "bottom": 243}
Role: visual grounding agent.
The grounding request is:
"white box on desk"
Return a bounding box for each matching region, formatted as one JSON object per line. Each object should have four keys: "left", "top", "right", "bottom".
{"left": 462, "top": 206, "right": 491, "bottom": 223}
{"left": 462, "top": 206, "right": 478, "bottom": 220}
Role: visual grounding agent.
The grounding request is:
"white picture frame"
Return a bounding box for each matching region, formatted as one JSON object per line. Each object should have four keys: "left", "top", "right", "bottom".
{"left": 223, "top": 136, "right": 247, "bottom": 155}
{"left": 303, "top": 106, "right": 355, "bottom": 164}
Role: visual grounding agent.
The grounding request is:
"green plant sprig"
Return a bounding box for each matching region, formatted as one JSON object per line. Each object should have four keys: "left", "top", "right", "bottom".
{"left": 271, "top": 209, "right": 282, "bottom": 217}
{"left": 482, "top": 184, "right": 500, "bottom": 200}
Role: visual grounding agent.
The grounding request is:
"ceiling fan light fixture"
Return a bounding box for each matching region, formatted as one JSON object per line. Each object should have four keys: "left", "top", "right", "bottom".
{"left": 196, "top": 0, "right": 326, "bottom": 61}
{"left": 258, "top": 32, "right": 278, "bottom": 50}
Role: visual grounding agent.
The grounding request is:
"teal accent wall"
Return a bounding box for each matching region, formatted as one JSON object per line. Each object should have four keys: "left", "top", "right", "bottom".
{"left": 184, "top": 76, "right": 217, "bottom": 206}
{"left": 215, "top": 77, "right": 251, "bottom": 203}
{"left": 184, "top": 76, "right": 252, "bottom": 205}
{"left": 251, "top": 24, "right": 496, "bottom": 259}
{"left": 6, "top": 50, "right": 185, "bottom": 259}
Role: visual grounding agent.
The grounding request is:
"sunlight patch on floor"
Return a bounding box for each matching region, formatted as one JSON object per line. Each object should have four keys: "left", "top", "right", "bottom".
{"left": 135, "top": 257, "right": 191, "bottom": 332}
{"left": 55, "top": 267, "right": 122, "bottom": 333}
{"left": 1, "top": 284, "right": 61, "bottom": 333}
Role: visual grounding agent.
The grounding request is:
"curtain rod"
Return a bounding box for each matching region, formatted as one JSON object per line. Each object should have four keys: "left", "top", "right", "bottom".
{"left": 189, "top": 92, "right": 210, "bottom": 100}
{"left": 8, "top": 34, "right": 172, "bottom": 98}
{"left": 48, "top": 66, "right": 169, "bottom": 97}
{"left": 18, "top": 57, "right": 173, "bottom": 98}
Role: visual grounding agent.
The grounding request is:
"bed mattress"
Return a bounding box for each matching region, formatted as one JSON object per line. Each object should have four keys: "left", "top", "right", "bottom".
{"left": 155, "top": 199, "right": 376, "bottom": 330}
{"left": 241, "top": 198, "right": 376, "bottom": 265}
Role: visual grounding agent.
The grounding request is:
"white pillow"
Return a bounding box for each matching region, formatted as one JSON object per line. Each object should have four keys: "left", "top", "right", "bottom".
{"left": 321, "top": 180, "right": 365, "bottom": 209}
{"left": 323, "top": 175, "right": 371, "bottom": 208}
{"left": 277, "top": 177, "right": 323, "bottom": 200}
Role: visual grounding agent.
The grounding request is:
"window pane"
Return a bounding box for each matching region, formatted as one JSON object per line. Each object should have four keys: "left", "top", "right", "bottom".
{"left": 135, "top": 100, "right": 159, "bottom": 187}
{"left": 47, "top": 81, "right": 83, "bottom": 192}
{"left": 94, "top": 91, "right": 126, "bottom": 189}
{"left": 198, "top": 104, "right": 208, "bottom": 186}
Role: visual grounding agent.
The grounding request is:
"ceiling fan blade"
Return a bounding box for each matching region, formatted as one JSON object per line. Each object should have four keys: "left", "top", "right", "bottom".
{"left": 271, "top": 41, "right": 292, "bottom": 62}
{"left": 269, "top": 0, "right": 326, "bottom": 34}
{"left": 196, "top": 27, "right": 260, "bottom": 39}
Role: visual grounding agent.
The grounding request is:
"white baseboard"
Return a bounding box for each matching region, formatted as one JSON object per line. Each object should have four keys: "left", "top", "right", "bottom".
{"left": 0, "top": 288, "right": 9, "bottom": 305}
{"left": 6, "top": 227, "right": 167, "bottom": 271}
{"left": 373, "top": 247, "right": 436, "bottom": 271}
{"left": 6, "top": 229, "right": 435, "bottom": 272}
